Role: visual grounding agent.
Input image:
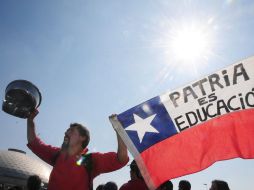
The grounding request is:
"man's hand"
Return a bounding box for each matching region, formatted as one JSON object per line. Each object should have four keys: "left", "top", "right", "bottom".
{"left": 109, "top": 114, "right": 129, "bottom": 164}
{"left": 28, "top": 109, "right": 39, "bottom": 121}
{"left": 109, "top": 114, "right": 118, "bottom": 131}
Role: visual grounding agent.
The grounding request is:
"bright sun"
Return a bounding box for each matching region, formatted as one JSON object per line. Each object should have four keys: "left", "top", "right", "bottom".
{"left": 170, "top": 22, "right": 212, "bottom": 63}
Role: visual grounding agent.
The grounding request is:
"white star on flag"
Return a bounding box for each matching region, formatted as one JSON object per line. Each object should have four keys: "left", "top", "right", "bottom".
{"left": 125, "top": 114, "right": 159, "bottom": 143}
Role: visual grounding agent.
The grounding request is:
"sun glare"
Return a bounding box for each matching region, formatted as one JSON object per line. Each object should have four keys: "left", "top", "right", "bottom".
{"left": 172, "top": 27, "right": 207, "bottom": 61}
{"left": 151, "top": 18, "right": 216, "bottom": 82}
{"left": 171, "top": 24, "right": 211, "bottom": 62}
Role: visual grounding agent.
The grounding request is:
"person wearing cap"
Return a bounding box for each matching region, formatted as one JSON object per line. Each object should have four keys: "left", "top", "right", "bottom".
{"left": 26, "top": 111, "right": 129, "bottom": 190}
{"left": 119, "top": 160, "right": 149, "bottom": 190}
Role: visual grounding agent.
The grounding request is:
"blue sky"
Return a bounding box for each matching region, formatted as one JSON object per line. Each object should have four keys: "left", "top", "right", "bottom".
{"left": 0, "top": 0, "right": 254, "bottom": 189}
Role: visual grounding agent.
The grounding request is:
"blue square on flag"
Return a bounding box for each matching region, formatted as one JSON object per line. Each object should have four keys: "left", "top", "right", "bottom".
{"left": 117, "top": 96, "right": 178, "bottom": 153}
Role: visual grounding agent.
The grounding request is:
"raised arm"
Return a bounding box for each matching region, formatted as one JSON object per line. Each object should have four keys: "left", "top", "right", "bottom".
{"left": 109, "top": 114, "right": 129, "bottom": 164}
{"left": 116, "top": 131, "right": 129, "bottom": 163}
{"left": 27, "top": 110, "right": 39, "bottom": 143}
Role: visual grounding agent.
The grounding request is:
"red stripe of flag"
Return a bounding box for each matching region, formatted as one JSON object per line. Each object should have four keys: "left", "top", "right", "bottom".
{"left": 141, "top": 109, "right": 254, "bottom": 188}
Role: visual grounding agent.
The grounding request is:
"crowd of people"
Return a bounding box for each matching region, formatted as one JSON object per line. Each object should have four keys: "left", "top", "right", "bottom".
{"left": 6, "top": 176, "right": 230, "bottom": 190}
{"left": 5, "top": 163, "right": 231, "bottom": 190}
{"left": 3, "top": 110, "right": 230, "bottom": 190}
{"left": 94, "top": 160, "right": 230, "bottom": 190}
{"left": 95, "top": 179, "right": 230, "bottom": 190}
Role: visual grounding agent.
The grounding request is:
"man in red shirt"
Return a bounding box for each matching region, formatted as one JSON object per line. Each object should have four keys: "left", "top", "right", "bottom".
{"left": 119, "top": 160, "right": 148, "bottom": 190}
{"left": 27, "top": 111, "right": 129, "bottom": 190}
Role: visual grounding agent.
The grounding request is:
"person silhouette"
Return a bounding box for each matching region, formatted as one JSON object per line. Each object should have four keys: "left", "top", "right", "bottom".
{"left": 119, "top": 160, "right": 148, "bottom": 190}
{"left": 210, "top": 180, "right": 230, "bottom": 190}
{"left": 103, "top": 181, "right": 118, "bottom": 190}
{"left": 157, "top": 180, "right": 173, "bottom": 190}
{"left": 178, "top": 180, "right": 191, "bottom": 190}
{"left": 26, "top": 175, "right": 41, "bottom": 190}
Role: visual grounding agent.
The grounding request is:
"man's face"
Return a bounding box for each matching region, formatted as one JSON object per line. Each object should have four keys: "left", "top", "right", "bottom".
{"left": 62, "top": 126, "right": 85, "bottom": 149}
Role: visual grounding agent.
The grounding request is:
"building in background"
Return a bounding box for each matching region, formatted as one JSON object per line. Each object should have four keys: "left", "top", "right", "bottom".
{"left": 0, "top": 149, "right": 51, "bottom": 190}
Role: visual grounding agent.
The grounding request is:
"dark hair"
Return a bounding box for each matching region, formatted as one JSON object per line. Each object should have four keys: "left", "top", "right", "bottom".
{"left": 160, "top": 180, "right": 173, "bottom": 190}
{"left": 96, "top": 184, "right": 104, "bottom": 190}
{"left": 103, "top": 181, "right": 118, "bottom": 190}
{"left": 212, "top": 180, "right": 230, "bottom": 190}
{"left": 179, "top": 180, "right": 191, "bottom": 190}
{"left": 130, "top": 160, "right": 142, "bottom": 179}
{"left": 70, "top": 123, "right": 90, "bottom": 148}
{"left": 27, "top": 175, "right": 41, "bottom": 190}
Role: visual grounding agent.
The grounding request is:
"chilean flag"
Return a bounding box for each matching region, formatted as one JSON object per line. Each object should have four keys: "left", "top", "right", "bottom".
{"left": 110, "top": 56, "right": 254, "bottom": 190}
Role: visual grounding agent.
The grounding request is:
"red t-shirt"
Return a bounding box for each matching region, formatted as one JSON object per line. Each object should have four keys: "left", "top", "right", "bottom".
{"left": 27, "top": 137, "right": 128, "bottom": 190}
{"left": 119, "top": 179, "right": 149, "bottom": 190}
